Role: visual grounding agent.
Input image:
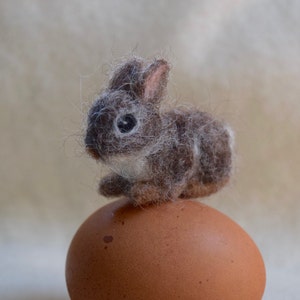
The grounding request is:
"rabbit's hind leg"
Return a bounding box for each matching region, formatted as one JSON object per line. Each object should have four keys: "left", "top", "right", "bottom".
{"left": 99, "top": 173, "right": 132, "bottom": 197}
{"left": 130, "top": 181, "right": 184, "bottom": 206}
{"left": 179, "top": 177, "right": 229, "bottom": 199}
{"left": 129, "top": 182, "right": 164, "bottom": 206}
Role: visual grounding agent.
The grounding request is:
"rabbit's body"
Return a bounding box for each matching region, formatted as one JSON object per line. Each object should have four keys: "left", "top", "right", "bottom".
{"left": 85, "top": 58, "right": 233, "bottom": 205}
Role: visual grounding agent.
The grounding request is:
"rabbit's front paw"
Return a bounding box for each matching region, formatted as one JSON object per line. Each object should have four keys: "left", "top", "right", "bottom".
{"left": 99, "top": 174, "right": 131, "bottom": 197}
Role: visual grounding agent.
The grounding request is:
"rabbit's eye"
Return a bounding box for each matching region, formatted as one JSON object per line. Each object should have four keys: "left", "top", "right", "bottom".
{"left": 116, "top": 114, "right": 137, "bottom": 133}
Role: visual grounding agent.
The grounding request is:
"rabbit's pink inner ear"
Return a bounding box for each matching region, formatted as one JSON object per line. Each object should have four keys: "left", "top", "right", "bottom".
{"left": 143, "top": 59, "right": 170, "bottom": 104}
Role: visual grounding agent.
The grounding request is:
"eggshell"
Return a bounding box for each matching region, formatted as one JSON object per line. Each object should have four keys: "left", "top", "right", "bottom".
{"left": 66, "top": 198, "right": 266, "bottom": 300}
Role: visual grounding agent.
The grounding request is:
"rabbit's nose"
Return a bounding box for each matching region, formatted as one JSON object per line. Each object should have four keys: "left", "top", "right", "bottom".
{"left": 85, "top": 134, "right": 101, "bottom": 160}
{"left": 85, "top": 144, "right": 100, "bottom": 160}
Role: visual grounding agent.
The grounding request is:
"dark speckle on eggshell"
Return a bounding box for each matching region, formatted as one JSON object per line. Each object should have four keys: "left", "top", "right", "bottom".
{"left": 103, "top": 235, "right": 114, "bottom": 243}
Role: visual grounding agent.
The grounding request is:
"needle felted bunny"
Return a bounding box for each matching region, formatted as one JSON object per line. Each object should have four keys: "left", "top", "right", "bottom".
{"left": 85, "top": 57, "right": 234, "bottom": 205}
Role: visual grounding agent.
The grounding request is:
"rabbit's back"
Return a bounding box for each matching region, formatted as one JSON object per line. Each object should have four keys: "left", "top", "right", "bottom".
{"left": 160, "top": 109, "right": 232, "bottom": 186}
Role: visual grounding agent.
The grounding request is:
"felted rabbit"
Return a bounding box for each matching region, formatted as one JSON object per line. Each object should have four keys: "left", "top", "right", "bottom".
{"left": 85, "top": 57, "right": 233, "bottom": 205}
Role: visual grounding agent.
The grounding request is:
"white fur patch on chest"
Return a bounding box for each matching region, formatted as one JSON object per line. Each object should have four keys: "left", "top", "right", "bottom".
{"left": 106, "top": 153, "right": 150, "bottom": 181}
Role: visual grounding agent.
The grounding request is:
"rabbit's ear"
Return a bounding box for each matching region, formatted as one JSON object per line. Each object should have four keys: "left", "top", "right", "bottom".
{"left": 142, "top": 59, "right": 170, "bottom": 104}
{"left": 108, "top": 58, "right": 144, "bottom": 96}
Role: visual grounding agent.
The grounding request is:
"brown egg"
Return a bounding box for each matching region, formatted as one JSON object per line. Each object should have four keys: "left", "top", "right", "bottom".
{"left": 66, "top": 199, "right": 266, "bottom": 300}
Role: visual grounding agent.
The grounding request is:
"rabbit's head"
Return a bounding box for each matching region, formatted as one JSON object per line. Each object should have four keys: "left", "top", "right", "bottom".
{"left": 85, "top": 58, "right": 170, "bottom": 161}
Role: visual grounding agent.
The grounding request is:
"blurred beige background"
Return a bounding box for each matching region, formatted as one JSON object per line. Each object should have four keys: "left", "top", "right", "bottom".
{"left": 1, "top": 0, "right": 299, "bottom": 299}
